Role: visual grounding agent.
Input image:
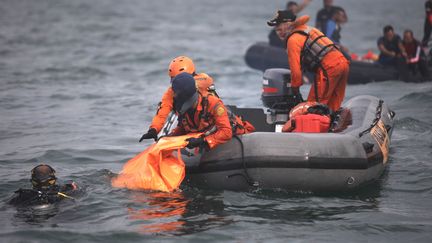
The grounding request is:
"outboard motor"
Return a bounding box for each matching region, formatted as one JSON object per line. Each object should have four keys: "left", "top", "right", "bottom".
{"left": 261, "top": 68, "right": 302, "bottom": 131}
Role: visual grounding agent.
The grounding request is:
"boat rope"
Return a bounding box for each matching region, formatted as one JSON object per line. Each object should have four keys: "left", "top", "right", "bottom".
{"left": 358, "top": 99, "right": 384, "bottom": 137}
{"left": 227, "top": 135, "right": 259, "bottom": 187}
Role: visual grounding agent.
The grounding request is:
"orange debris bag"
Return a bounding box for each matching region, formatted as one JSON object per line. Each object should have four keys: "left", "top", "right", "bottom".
{"left": 111, "top": 133, "right": 202, "bottom": 192}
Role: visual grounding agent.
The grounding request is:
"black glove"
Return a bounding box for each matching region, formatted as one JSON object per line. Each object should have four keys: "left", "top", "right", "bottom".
{"left": 185, "top": 137, "right": 206, "bottom": 149}
{"left": 139, "top": 128, "right": 158, "bottom": 142}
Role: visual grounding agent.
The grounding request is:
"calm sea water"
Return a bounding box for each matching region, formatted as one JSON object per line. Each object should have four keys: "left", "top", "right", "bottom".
{"left": 1, "top": 0, "right": 432, "bottom": 242}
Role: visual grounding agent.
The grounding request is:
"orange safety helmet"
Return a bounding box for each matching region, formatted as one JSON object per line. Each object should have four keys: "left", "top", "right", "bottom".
{"left": 195, "top": 73, "right": 215, "bottom": 96}
{"left": 168, "top": 56, "right": 196, "bottom": 78}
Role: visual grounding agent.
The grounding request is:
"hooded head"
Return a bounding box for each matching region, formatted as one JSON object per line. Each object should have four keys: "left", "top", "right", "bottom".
{"left": 171, "top": 72, "right": 198, "bottom": 115}
{"left": 31, "top": 164, "right": 57, "bottom": 190}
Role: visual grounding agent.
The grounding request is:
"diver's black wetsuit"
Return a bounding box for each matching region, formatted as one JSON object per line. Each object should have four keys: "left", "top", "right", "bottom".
{"left": 9, "top": 183, "right": 76, "bottom": 206}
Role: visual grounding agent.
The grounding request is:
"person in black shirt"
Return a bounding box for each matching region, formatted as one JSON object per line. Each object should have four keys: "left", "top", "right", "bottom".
{"left": 377, "top": 25, "right": 410, "bottom": 80}
{"left": 9, "top": 164, "right": 78, "bottom": 207}
{"left": 315, "top": 0, "right": 347, "bottom": 34}
{"left": 377, "top": 25, "right": 408, "bottom": 65}
{"left": 422, "top": 0, "right": 432, "bottom": 46}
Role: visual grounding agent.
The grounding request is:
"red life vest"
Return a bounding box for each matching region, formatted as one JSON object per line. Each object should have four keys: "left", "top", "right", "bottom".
{"left": 178, "top": 94, "right": 255, "bottom": 136}
{"left": 290, "top": 113, "right": 330, "bottom": 133}
{"left": 282, "top": 102, "right": 331, "bottom": 133}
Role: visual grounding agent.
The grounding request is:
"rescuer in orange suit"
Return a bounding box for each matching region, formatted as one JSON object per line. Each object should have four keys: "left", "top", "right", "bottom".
{"left": 139, "top": 56, "right": 216, "bottom": 141}
{"left": 268, "top": 10, "right": 350, "bottom": 112}
{"left": 169, "top": 72, "right": 233, "bottom": 149}
{"left": 139, "top": 56, "right": 255, "bottom": 142}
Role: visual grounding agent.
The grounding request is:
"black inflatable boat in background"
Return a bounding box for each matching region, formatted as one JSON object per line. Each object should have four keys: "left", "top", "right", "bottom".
{"left": 245, "top": 42, "right": 430, "bottom": 84}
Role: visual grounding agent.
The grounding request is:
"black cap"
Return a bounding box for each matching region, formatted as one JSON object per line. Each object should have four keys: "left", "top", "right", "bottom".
{"left": 267, "top": 10, "right": 297, "bottom": 26}
{"left": 171, "top": 72, "right": 198, "bottom": 114}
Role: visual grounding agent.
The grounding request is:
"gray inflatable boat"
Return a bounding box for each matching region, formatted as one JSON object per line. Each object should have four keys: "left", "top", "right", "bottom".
{"left": 181, "top": 69, "right": 396, "bottom": 192}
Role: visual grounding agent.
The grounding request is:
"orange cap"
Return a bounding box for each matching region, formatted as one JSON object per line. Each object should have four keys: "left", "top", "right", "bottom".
{"left": 168, "top": 56, "right": 196, "bottom": 78}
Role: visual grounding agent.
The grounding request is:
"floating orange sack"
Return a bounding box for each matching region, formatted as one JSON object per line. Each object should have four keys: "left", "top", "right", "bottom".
{"left": 111, "top": 133, "right": 202, "bottom": 192}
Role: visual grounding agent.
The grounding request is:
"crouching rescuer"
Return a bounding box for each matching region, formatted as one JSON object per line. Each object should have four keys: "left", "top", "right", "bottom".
{"left": 139, "top": 55, "right": 254, "bottom": 143}
{"left": 111, "top": 73, "right": 244, "bottom": 192}
{"left": 169, "top": 72, "right": 235, "bottom": 149}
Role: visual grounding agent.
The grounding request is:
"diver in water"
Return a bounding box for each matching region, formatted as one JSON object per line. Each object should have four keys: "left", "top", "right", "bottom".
{"left": 9, "top": 164, "right": 78, "bottom": 206}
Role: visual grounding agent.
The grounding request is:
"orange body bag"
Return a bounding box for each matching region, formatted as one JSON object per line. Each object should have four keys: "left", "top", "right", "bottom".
{"left": 111, "top": 133, "right": 202, "bottom": 192}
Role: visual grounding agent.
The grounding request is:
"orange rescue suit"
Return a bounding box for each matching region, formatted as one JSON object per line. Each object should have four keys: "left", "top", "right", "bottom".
{"left": 150, "top": 73, "right": 212, "bottom": 133}
{"left": 286, "top": 25, "right": 350, "bottom": 111}
{"left": 170, "top": 94, "right": 233, "bottom": 149}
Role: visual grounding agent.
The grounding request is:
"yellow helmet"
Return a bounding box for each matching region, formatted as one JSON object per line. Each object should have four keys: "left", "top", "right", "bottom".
{"left": 168, "top": 56, "right": 196, "bottom": 78}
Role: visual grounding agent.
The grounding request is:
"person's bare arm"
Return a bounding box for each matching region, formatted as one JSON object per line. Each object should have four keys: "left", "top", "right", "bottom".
{"left": 296, "top": 0, "right": 312, "bottom": 13}
{"left": 378, "top": 43, "right": 396, "bottom": 57}
{"left": 398, "top": 42, "right": 408, "bottom": 58}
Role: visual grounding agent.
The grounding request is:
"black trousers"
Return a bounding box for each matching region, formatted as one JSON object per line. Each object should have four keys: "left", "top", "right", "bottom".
{"left": 422, "top": 17, "right": 432, "bottom": 46}
{"left": 408, "top": 59, "right": 430, "bottom": 80}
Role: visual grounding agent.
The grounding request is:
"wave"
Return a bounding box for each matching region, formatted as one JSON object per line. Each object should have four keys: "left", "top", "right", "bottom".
{"left": 37, "top": 149, "right": 130, "bottom": 164}
{"left": 398, "top": 91, "right": 432, "bottom": 103}
{"left": 94, "top": 52, "right": 160, "bottom": 65}
{"left": 394, "top": 117, "right": 432, "bottom": 133}
{"left": 49, "top": 94, "right": 75, "bottom": 100}
{"left": 40, "top": 66, "right": 107, "bottom": 80}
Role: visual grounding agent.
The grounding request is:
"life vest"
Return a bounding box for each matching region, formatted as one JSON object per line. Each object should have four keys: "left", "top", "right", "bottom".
{"left": 227, "top": 108, "right": 256, "bottom": 135}
{"left": 286, "top": 26, "right": 337, "bottom": 72}
{"left": 178, "top": 94, "right": 254, "bottom": 136}
{"left": 177, "top": 94, "right": 215, "bottom": 134}
{"left": 283, "top": 102, "right": 331, "bottom": 133}
{"left": 289, "top": 114, "right": 331, "bottom": 133}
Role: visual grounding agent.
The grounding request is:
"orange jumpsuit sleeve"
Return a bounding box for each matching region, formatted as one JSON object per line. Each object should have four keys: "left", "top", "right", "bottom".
{"left": 204, "top": 97, "right": 233, "bottom": 149}
{"left": 287, "top": 33, "right": 307, "bottom": 88}
{"left": 149, "top": 87, "right": 174, "bottom": 133}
